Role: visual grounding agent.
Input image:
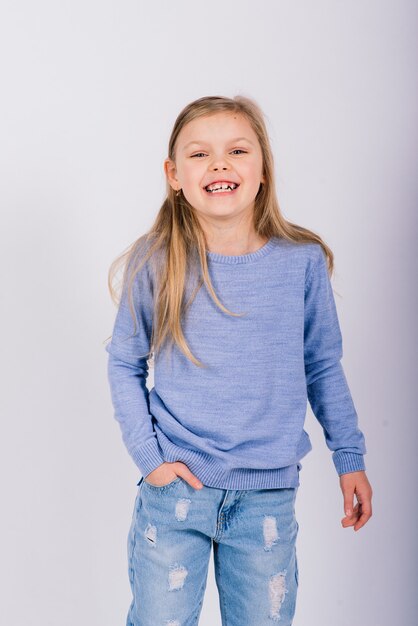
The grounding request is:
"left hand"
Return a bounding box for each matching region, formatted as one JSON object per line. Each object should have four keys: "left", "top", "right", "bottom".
{"left": 339, "top": 470, "right": 373, "bottom": 531}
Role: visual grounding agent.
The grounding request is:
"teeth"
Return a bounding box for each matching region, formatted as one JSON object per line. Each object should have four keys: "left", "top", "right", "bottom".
{"left": 206, "top": 182, "right": 238, "bottom": 192}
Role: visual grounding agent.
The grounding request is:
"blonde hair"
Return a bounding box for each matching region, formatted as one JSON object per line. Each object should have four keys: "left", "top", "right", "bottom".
{"left": 106, "top": 94, "right": 334, "bottom": 368}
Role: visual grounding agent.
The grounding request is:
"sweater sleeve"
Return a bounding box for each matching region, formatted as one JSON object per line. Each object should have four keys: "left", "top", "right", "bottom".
{"left": 105, "top": 253, "right": 165, "bottom": 477}
{"left": 304, "top": 246, "right": 367, "bottom": 476}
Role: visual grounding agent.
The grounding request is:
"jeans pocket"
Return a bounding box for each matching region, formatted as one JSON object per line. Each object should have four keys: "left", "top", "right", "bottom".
{"left": 143, "top": 476, "right": 182, "bottom": 490}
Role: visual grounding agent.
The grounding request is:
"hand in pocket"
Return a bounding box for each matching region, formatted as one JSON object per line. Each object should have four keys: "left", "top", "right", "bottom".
{"left": 144, "top": 461, "right": 203, "bottom": 489}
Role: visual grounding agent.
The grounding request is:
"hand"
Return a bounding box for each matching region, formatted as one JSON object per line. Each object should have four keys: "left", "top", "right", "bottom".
{"left": 340, "top": 470, "right": 373, "bottom": 531}
{"left": 144, "top": 461, "right": 204, "bottom": 490}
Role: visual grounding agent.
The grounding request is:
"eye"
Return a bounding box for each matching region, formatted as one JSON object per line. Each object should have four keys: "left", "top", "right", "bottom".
{"left": 190, "top": 149, "right": 248, "bottom": 158}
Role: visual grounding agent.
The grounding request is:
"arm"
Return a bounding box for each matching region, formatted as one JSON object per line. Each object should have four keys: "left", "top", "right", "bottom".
{"left": 105, "top": 253, "right": 165, "bottom": 477}
{"left": 304, "top": 245, "right": 367, "bottom": 476}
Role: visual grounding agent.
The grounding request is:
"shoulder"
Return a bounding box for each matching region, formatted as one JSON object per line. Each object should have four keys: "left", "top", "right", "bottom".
{"left": 123, "top": 234, "right": 161, "bottom": 298}
{"left": 130, "top": 233, "right": 158, "bottom": 264}
{"left": 273, "top": 237, "right": 323, "bottom": 269}
{"left": 130, "top": 233, "right": 168, "bottom": 271}
{"left": 270, "top": 238, "right": 328, "bottom": 293}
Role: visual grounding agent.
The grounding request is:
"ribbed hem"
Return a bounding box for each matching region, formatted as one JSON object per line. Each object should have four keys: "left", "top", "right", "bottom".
{"left": 130, "top": 437, "right": 166, "bottom": 477}
{"left": 206, "top": 237, "right": 278, "bottom": 264}
{"left": 333, "top": 451, "right": 366, "bottom": 475}
{"left": 155, "top": 428, "right": 300, "bottom": 490}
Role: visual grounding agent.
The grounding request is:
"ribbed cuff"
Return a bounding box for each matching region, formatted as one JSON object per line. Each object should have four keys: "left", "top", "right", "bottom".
{"left": 333, "top": 451, "right": 366, "bottom": 475}
{"left": 130, "top": 437, "right": 166, "bottom": 477}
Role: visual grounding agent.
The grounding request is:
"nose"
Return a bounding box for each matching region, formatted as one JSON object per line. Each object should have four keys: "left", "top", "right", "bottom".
{"left": 210, "top": 154, "right": 230, "bottom": 171}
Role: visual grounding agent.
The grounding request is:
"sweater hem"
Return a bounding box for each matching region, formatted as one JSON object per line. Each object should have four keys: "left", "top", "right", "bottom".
{"left": 156, "top": 430, "right": 301, "bottom": 490}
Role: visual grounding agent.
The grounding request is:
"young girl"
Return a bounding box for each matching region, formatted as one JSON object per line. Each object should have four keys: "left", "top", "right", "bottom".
{"left": 105, "top": 95, "right": 373, "bottom": 626}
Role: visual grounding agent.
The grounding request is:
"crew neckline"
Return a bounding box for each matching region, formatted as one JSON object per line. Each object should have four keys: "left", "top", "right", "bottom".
{"left": 205, "top": 237, "right": 277, "bottom": 264}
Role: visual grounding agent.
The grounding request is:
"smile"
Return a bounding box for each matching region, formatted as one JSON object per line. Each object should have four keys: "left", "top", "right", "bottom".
{"left": 204, "top": 182, "right": 240, "bottom": 193}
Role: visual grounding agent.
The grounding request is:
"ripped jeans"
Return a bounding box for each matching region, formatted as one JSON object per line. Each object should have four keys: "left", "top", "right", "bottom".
{"left": 126, "top": 476, "right": 300, "bottom": 626}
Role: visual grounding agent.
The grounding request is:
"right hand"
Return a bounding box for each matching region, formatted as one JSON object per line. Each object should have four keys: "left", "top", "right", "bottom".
{"left": 144, "top": 461, "right": 204, "bottom": 490}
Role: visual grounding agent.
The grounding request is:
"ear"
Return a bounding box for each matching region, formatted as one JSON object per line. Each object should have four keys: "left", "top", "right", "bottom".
{"left": 164, "top": 158, "right": 180, "bottom": 191}
{"left": 261, "top": 172, "right": 266, "bottom": 184}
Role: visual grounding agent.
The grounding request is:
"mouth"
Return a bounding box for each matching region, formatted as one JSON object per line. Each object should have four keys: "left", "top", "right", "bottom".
{"left": 204, "top": 181, "right": 240, "bottom": 194}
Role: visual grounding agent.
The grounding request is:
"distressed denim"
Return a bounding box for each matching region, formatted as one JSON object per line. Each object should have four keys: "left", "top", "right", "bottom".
{"left": 126, "top": 476, "right": 300, "bottom": 626}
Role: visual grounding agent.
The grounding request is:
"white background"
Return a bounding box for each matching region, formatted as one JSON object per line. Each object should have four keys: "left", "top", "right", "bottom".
{"left": 1, "top": 1, "right": 417, "bottom": 624}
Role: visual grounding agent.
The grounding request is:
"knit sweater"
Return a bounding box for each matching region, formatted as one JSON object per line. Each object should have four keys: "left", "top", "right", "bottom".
{"left": 105, "top": 236, "right": 367, "bottom": 490}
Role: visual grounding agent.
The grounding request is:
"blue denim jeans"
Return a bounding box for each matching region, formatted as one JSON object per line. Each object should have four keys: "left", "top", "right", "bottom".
{"left": 127, "top": 476, "right": 300, "bottom": 626}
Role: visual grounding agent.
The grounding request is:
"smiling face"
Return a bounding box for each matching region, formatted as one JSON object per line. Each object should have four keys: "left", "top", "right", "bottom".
{"left": 164, "top": 112, "right": 266, "bottom": 223}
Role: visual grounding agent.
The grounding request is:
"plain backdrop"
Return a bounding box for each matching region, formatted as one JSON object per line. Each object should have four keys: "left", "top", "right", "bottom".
{"left": 1, "top": 1, "right": 417, "bottom": 625}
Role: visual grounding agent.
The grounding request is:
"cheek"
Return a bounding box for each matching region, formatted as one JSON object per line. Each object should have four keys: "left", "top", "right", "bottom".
{"left": 182, "top": 167, "right": 202, "bottom": 190}
{"left": 240, "top": 157, "right": 263, "bottom": 177}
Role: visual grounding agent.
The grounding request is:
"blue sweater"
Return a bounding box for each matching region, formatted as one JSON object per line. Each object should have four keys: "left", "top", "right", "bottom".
{"left": 105, "top": 236, "right": 366, "bottom": 489}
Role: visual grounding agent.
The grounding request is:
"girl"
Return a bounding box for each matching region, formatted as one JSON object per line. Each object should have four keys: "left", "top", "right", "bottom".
{"left": 105, "top": 95, "right": 373, "bottom": 626}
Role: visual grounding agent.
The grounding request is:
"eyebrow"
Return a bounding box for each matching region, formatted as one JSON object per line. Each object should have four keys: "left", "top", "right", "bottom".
{"left": 182, "top": 137, "right": 255, "bottom": 151}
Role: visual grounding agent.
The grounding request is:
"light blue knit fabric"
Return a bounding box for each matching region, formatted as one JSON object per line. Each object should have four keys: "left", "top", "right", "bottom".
{"left": 105, "top": 236, "right": 366, "bottom": 489}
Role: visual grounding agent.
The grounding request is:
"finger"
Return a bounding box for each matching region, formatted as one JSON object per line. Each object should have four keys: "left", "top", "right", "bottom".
{"left": 353, "top": 510, "right": 371, "bottom": 531}
{"left": 175, "top": 463, "right": 203, "bottom": 489}
{"left": 341, "top": 503, "right": 359, "bottom": 527}
{"left": 353, "top": 502, "right": 373, "bottom": 531}
{"left": 343, "top": 489, "right": 355, "bottom": 517}
{"left": 356, "top": 488, "right": 373, "bottom": 514}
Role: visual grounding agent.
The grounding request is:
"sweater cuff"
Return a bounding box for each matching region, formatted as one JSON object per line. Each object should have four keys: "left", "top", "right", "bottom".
{"left": 130, "top": 437, "right": 166, "bottom": 478}
{"left": 333, "top": 451, "right": 366, "bottom": 476}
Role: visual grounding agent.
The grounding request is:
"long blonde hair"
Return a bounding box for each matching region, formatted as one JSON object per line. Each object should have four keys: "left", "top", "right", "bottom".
{"left": 106, "top": 95, "right": 334, "bottom": 368}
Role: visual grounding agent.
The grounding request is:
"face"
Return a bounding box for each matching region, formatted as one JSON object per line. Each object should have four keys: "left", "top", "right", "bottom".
{"left": 164, "top": 112, "right": 266, "bottom": 222}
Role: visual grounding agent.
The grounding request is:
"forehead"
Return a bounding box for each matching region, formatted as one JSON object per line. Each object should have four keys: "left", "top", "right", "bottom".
{"left": 178, "top": 112, "right": 258, "bottom": 147}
